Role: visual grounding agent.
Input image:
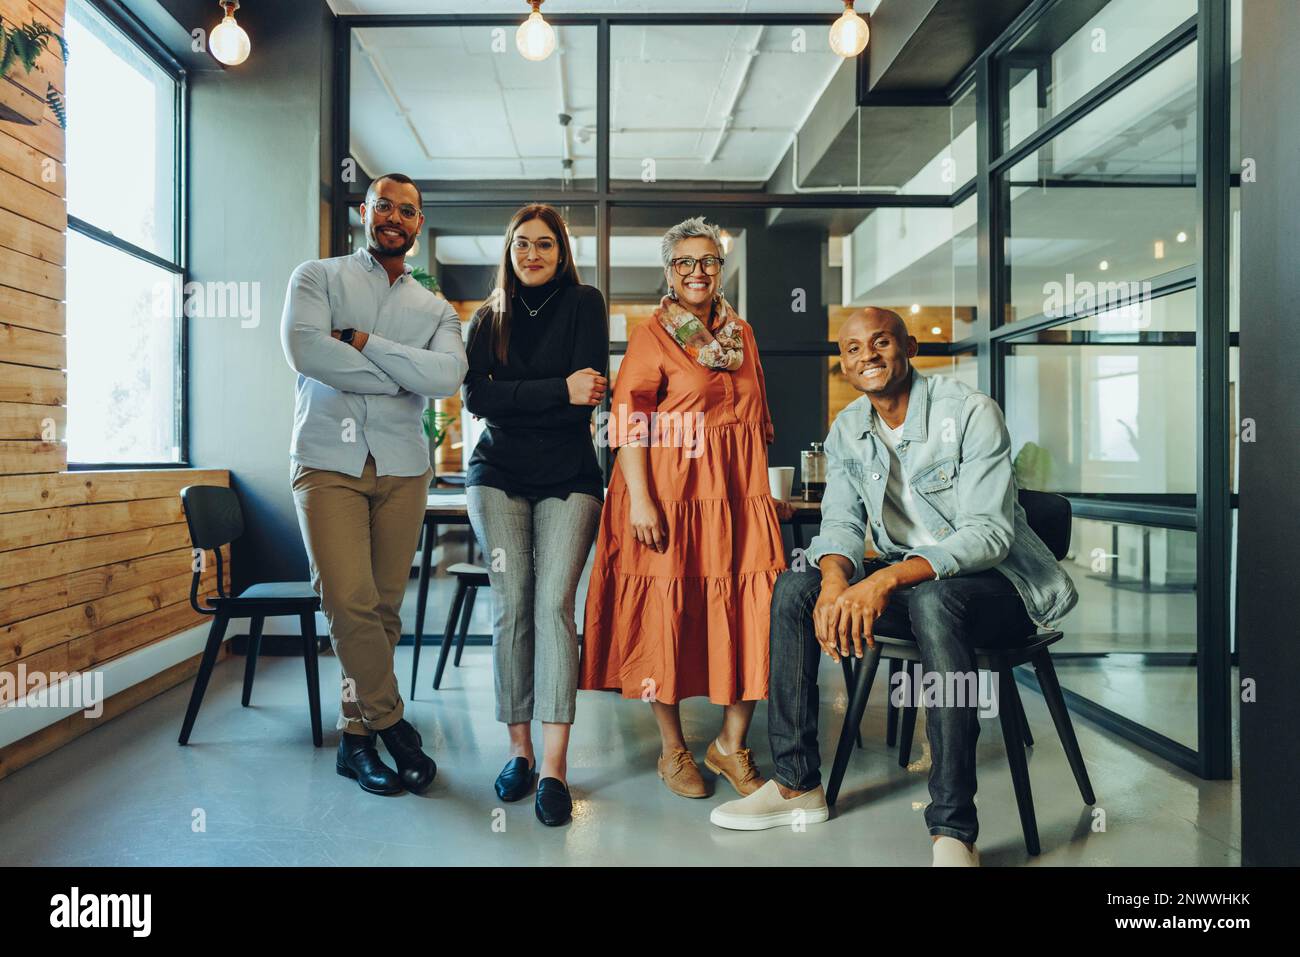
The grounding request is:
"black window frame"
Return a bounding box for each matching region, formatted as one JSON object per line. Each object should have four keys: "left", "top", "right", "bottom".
{"left": 65, "top": 0, "right": 189, "bottom": 471}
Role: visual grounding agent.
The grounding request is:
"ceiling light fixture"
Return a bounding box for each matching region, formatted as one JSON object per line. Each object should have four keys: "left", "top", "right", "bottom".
{"left": 517, "top": 0, "right": 557, "bottom": 62}
{"left": 210, "top": 0, "right": 250, "bottom": 66}
{"left": 829, "top": 1, "right": 870, "bottom": 59}
{"left": 910, "top": 303, "right": 921, "bottom": 314}
{"left": 1176, "top": 230, "right": 1188, "bottom": 243}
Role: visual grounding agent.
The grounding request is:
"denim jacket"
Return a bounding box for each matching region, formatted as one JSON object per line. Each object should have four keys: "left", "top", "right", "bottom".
{"left": 804, "top": 369, "right": 1078, "bottom": 627}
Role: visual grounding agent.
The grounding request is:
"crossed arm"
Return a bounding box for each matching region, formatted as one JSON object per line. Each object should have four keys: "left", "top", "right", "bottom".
{"left": 281, "top": 261, "right": 469, "bottom": 398}
{"left": 280, "top": 261, "right": 402, "bottom": 395}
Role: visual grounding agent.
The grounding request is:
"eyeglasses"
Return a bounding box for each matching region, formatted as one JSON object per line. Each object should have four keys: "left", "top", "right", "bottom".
{"left": 671, "top": 255, "right": 725, "bottom": 276}
{"left": 369, "top": 198, "right": 420, "bottom": 220}
{"left": 512, "top": 237, "right": 559, "bottom": 255}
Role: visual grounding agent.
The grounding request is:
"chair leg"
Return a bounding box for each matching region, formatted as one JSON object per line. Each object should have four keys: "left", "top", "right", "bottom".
{"left": 301, "top": 612, "right": 323, "bottom": 747}
{"left": 885, "top": 658, "right": 902, "bottom": 747}
{"left": 1032, "top": 649, "right": 1095, "bottom": 805}
{"left": 898, "top": 699, "right": 919, "bottom": 768}
{"left": 840, "top": 655, "right": 864, "bottom": 749}
{"left": 826, "top": 645, "right": 883, "bottom": 807}
{"left": 996, "top": 665, "right": 1040, "bottom": 856}
{"left": 433, "top": 581, "right": 467, "bottom": 690}
{"left": 241, "top": 616, "right": 264, "bottom": 707}
{"left": 410, "top": 524, "right": 435, "bottom": 699}
{"left": 178, "top": 614, "right": 229, "bottom": 745}
{"left": 1007, "top": 672, "right": 1034, "bottom": 747}
{"left": 454, "top": 586, "right": 477, "bottom": 667}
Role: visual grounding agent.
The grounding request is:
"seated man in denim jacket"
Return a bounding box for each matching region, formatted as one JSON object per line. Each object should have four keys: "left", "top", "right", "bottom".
{"left": 710, "top": 307, "right": 1077, "bottom": 866}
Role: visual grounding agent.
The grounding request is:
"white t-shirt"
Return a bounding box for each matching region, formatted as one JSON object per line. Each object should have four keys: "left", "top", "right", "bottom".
{"left": 875, "top": 419, "right": 937, "bottom": 550}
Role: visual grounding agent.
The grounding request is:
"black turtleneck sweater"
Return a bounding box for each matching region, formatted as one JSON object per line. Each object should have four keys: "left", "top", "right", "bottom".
{"left": 463, "top": 278, "right": 609, "bottom": 501}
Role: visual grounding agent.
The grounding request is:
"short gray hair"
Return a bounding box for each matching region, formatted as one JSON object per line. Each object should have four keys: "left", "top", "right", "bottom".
{"left": 661, "top": 216, "right": 724, "bottom": 270}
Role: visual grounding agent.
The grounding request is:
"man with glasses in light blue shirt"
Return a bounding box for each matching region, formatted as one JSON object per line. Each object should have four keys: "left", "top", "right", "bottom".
{"left": 281, "top": 173, "right": 467, "bottom": 798}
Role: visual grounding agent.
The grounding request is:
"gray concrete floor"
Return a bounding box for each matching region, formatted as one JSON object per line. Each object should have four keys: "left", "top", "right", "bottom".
{"left": 0, "top": 636, "right": 1239, "bottom": 866}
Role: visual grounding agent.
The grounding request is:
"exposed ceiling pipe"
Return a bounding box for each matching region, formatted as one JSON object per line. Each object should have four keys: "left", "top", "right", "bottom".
{"left": 705, "top": 25, "right": 764, "bottom": 165}
{"left": 789, "top": 109, "right": 899, "bottom": 193}
{"left": 353, "top": 31, "right": 435, "bottom": 162}
{"left": 555, "top": 35, "right": 575, "bottom": 184}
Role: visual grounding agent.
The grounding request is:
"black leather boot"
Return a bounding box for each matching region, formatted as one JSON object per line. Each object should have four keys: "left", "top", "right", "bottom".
{"left": 336, "top": 731, "right": 404, "bottom": 795}
{"left": 378, "top": 719, "right": 437, "bottom": 794}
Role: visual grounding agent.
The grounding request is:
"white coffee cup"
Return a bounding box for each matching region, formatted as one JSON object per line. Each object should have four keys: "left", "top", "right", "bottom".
{"left": 768, "top": 466, "right": 795, "bottom": 501}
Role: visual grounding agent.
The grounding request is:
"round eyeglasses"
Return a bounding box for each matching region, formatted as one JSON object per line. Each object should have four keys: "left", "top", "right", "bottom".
{"left": 370, "top": 198, "right": 420, "bottom": 220}
{"left": 512, "top": 237, "right": 559, "bottom": 255}
{"left": 671, "top": 255, "right": 724, "bottom": 276}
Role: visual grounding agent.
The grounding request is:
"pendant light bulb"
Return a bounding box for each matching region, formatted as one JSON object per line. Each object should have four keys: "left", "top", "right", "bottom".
{"left": 210, "top": 1, "right": 250, "bottom": 66}
{"left": 517, "top": 1, "right": 557, "bottom": 62}
{"left": 829, "top": 1, "right": 870, "bottom": 59}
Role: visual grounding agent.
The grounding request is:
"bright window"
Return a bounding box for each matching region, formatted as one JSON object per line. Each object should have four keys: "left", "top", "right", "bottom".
{"left": 64, "top": 0, "right": 183, "bottom": 465}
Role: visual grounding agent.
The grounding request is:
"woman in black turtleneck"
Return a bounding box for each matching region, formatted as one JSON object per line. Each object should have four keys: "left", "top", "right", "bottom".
{"left": 463, "top": 204, "right": 608, "bottom": 827}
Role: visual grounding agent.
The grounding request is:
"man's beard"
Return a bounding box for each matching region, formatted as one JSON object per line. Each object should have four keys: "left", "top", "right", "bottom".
{"left": 368, "top": 226, "right": 415, "bottom": 258}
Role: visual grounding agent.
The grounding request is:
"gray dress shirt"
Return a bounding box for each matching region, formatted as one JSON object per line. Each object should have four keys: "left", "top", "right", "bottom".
{"left": 280, "top": 247, "right": 468, "bottom": 478}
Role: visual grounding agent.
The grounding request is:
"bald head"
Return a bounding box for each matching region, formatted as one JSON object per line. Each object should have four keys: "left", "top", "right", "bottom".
{"left": 837, "top": 306, "right": 916, "bottom": 397}
{"left": 838, "top": 307, "right": 908, "bottom": 350}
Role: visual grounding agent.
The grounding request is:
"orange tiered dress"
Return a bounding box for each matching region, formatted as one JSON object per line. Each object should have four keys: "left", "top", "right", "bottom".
{"left": 579, "top": 315, "right": 785, "bottom": 705}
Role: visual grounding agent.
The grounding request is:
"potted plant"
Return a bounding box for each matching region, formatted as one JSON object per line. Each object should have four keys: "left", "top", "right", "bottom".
{"left": 0, "top": 16, "right": 68, "bottom": 128}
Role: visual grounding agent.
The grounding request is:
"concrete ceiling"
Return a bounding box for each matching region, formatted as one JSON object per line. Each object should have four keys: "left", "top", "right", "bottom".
{"left": 349, "top": 20, "right": 850, "bottom": 184}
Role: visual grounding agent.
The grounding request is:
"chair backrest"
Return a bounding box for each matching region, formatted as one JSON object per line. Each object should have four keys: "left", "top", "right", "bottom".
{"left": 1017, "top": 489, "right": 1071, "bottom": 561}
{"left": 181, "top": 485, "right": 244, "bottom": 551}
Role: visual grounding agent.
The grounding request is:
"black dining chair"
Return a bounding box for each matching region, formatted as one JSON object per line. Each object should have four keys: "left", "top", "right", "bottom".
{"left": 411, "top": 562, "right": 491, "bottom": 696}
{"left": 825, "top": 489, "right": 1095, "bottom": 856}
{"left": 177, "top": 485, "right": 325, "bottom": 747}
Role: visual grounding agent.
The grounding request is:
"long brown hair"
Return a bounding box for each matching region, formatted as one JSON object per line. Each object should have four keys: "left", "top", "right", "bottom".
{"left": 473, "top": 204, "right": 582, "bottom": 365}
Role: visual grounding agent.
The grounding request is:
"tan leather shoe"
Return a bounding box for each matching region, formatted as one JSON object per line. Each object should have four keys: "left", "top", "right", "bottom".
{"left": 657, "top": 747, "right": 709, "bottom": 798}
{"left": 704, "top": 739, "right": 765, "bottom": 796}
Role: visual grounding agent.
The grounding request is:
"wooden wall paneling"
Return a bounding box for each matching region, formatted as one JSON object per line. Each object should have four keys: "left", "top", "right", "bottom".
{"left": 0, "top": 400, "right": 64, "bottom": 440}
{"left": 0, "top": 568, "right": 213, "bottom": 667}
{"left": 0, "top": 496, "right": 182, "bottom": 550}
{"left": 0, "top": 283, "right": 64, "bottom": 336}
{"left": 0, "top": 167, "right": 65, "bottom": 228}
{"left": 0, "top": 545, "right": 225, "bottom": 628}
{"left": 0, "top": 244, "right": 65, "bottom": 300}
{"left": 0, "top": 128, "right": 63, "bottom": 198}
{"left": 0, "top": 362, "right": 64, "bottom": 405}
{"left": 0, "top": 468, "right": 229, "bottom": 513}
{"left": 0, "top": 440, "right": 65, "bottom": 474}
{"left": 0, "top": 522, "right": 191, "bottom": 590}
{"left": 0, "top": 205, "right": 64, "bottom": 264}
{"left": 0, "top": 321, "right": 64, "bottom": 367}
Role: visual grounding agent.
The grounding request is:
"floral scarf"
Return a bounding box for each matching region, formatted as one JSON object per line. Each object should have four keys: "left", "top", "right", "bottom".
{"left": 654, "top": 294, "right": 744, "bottom": 371}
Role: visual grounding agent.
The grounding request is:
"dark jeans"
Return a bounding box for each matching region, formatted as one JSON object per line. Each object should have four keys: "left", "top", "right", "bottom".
{"left": 768, "top": 560, "right": 1034, "bottom": 845}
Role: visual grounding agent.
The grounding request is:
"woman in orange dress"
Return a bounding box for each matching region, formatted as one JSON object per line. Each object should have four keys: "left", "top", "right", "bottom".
{"left": 580, "top": 217, "right": 792, "bottom": 800}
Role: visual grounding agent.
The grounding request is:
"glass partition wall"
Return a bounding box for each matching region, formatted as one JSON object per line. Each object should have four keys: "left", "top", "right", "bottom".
{"left": 332, "top": 0, "right": 1237, "bottom": 778}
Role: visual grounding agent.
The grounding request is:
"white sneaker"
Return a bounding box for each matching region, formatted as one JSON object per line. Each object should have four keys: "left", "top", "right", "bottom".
{"left": 709, "top": 779, "right": 829, "bottom": 831}
{"left": 931, "top": 835, "right": 980, "bottom": 866}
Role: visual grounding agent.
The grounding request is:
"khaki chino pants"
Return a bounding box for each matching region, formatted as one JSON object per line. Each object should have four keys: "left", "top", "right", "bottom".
{"left": 291, "top": 456, "right": 430, "bottom": 736}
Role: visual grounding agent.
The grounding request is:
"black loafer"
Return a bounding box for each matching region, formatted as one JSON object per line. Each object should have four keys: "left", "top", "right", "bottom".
{"left": 495, "top": 756, "right": 536, "bottom": 802}
{"left": 377, "top": 719, "right": 437, "bottom": 794}
{"left": 336, "top": 732, "right": 404, "bottom": 795}
{"left": 535, "top": 777, "right": 572, "bottom": 826}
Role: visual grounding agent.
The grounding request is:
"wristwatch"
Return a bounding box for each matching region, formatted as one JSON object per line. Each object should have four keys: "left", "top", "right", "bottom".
{"left": 339, "top": 328, "right": 356, "bottom": 345}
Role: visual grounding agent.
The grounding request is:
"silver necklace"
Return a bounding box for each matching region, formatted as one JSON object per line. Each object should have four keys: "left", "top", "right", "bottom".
{"left": 516, "top": 286, "right": 561, "bottom": 317}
